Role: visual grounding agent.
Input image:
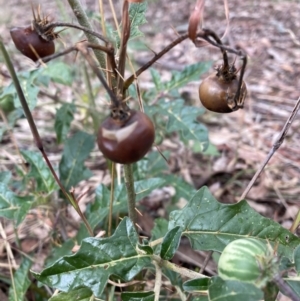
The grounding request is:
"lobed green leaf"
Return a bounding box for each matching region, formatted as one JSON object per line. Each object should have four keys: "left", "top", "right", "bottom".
{"left": 33, "top": 218, "right": 152, "bottom": 298}
{"left": 59, "top": 131, "right": 94, "bottom": 190}
{"left": 54, "top": 103, "right": 76, "bottom": 144}
{"left": 87, "top": 178, "right": 165, "bottom": 230}
{"left": 41, "top": 62, "right": 74, "bottom": 86}
{"left": 128, "top": 2, "right": 148, "bottom": 40}
{"left": 0, "top": 183, "right": 31, "bottom": 223}
{"left": 163, "top": 62, "right": 212, "bottom": 92}
{"left": 21, "top": 150, "right": 58, "bottom": 193}
{"left": 169, "top": 186, "right": 300, "bottom": 260}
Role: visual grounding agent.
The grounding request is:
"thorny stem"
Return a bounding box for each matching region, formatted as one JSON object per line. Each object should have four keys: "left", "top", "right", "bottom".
{"left": 0, "top": 38, "right": 93, "bottom": 236}
{"left": 152, "top": 255, "right": 207, "bottom": 279}
{"left": 117, "top": 0, "right": 130, "bottom": 96}
{"left": 124, "top": 29, "right": 245, "bottom": 92}
{"left": 198, "top": 28, "right": 229, "bottom": 69}
{"left": 44, "top": 22, "right": 110, "bottom": 44}
{"left": 41, "top": 42, "right": 117, "bottom": 78}
{"left": 240, "top": 97, "right": 300, "bottom": 202}
{"left": 273, "top": 274, "right": 300, "bottom": 301}
{"left": 124, "top": 164, "right": 137, "bottom": 226}
{"left": 76, "top": 42, "right": 119, "bottom": 107}
{"left": 67, "top": 0, "right": 106, "bottom": 69}
{"left": 124, "top": 33, "right": 189, "bottom": 91}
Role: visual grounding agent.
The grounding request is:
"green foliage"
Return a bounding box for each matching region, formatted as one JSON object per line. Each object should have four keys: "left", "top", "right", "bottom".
{"left": 1, "top": 1, "right": 298, "bottom": 300}
{"left": 8, "top": 257, "right": 32, "bottom": 301}
{"left": 48, "top": 288, "right": 93, "bottom": 301}
{"left": 0, "top": 171, "right": 12, "bottom": 184}
{"left": 41, "top": 62, "right": 74, "bottom": 86}
{"left": 122, "top": 291, "right": 154, "bottom": 301}
{"left": 54, "top": 103, "right": 76, "bottom": 144}
{"left": 183, "top": 278, "right": 210, "bottom": 292}
{"left": 294, "top": 244, "right": 300, "bottom": 273}
{"left": 146, "top": 98, "right": 209, "bottom": 150}
{"left": 208, "top": 277, "right": 264, "bottom": 301}
{"left": 0, "top": 108, "right": 23, "bottom": 141}
{"left": 0, "top": 182, "right": 31, "bottom": 224}
{"left": 115, "top": 2, "right": 147, "bottom": 46}
{"left": 169, "top": 187, "right": 300, "bottom": 260}
{"left": 128, "top": 2, "right": 148, "bottom": 40}
{"left": 1, "top": 70, "right": 39, "bottom": 112}
{"left": 59, "top": 131, "right": 94, "bottom": 190}
{"left": 151, "top": 62, "right": 211, "bottom": 93}
{"left": 33, "top": 218, "right": 152, "bottom": 298}
{"left": 87, "top": 177, "right": 165, "bottom": 230}
{"left": 21, "top": 150, "right": 59, "bottom": 194}
{"left": 160, "top": 226, "right": 182, "bottom": 260}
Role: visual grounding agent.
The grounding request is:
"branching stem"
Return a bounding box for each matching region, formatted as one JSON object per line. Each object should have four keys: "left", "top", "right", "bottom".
{"left": 45, "top": 22, "right": 110, "bottom": 44}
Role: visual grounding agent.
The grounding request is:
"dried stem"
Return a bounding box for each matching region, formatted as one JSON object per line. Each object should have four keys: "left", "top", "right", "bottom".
{"left": 41, "top": 42, "right": 117, "bottom": 78}
{"left": 117, "top": 0, "right": 130, "bottom": 96}
{"left": 76, "top": 42, "right": 119, "bottom": 106}
{"left": 240, "top": 97, "right": 300, "bottom": 201}
{"left": 197, "top": 28, "right": 229, "bottom": 69}
{"left": 124, "top": 29, "right": 244, "bottom": 92}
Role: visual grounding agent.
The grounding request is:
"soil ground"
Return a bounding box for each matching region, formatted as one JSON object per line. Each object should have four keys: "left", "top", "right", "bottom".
{"left": 0, "top": 0, "right": 300, "bottom": 300}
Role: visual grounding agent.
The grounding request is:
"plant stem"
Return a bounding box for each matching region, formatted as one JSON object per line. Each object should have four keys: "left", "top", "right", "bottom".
{"left": 117, "top": 0, "right": 130, "bottom": 95}
{"left": 124, "top": 164, "right": 137, "bottom": 226}
{"left": 76, "top": 43, "right": 119, "bottom": 106}
{"left": 45, "top": 22, "right": 110, "bottom": 44}
{"left": 152, "top": 255, "right": 207, "bottom": 279}
{"left": 240, "top": 97, "right": 300, "bottom": 201}
{"left": 273, "top": 275, "right": 300, "bottom": 301}
{"left": 67, "top": 0, "right": 106, "bottom": 69}
{"left": 108, "top": 163, "right": 115, "bottom": 237}
{"left": 123, "top": 33, "right": 189, "bottom": 91}
{"left": 153, "top": 260, "right": 162, "bottom": 301}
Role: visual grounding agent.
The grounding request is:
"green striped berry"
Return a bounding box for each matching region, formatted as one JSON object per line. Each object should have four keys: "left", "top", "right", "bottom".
{"left": 218, "top": 238, "right": 277, "bottom": 288}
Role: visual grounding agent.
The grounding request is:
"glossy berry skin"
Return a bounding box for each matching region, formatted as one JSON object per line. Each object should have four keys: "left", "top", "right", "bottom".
{"left": 97, "top": 110, "right": 155, "bottom": 164}
{"left": 199, "top": 74, "right": 247, "bottom": 113}
{"left": 10, "top": 26, "right": 55, "bottom": 61}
